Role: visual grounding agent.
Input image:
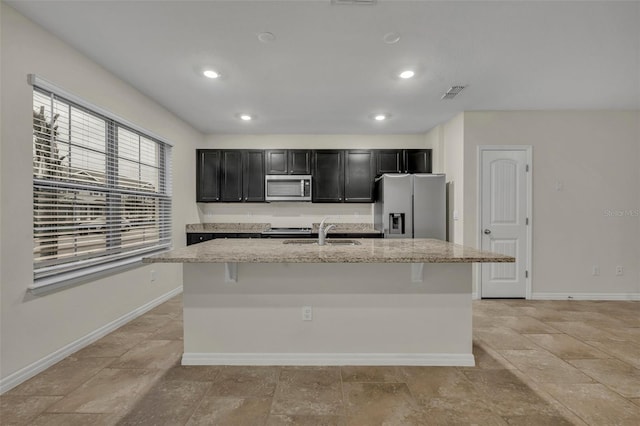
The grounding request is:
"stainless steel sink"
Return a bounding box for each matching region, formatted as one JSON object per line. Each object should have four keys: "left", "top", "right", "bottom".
{"left": 282, "top": 239, "right": 317, "bottom": 245}
{"left": 282, "top": 239, "right": 361, "bottom": 246}
{"left": 325, "top": 239, "right": 361, "bottom": 245}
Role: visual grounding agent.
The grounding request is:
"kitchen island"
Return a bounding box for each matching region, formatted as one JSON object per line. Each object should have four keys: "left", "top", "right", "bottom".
{"left": 144, "top": 238, "right": 513, "bottom": 366}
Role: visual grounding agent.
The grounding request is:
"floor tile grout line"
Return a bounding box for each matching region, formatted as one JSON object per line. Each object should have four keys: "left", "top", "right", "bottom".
{"left": 339, "top": 366, "right": 348, "bottom": 419}
{"left": 470, "top": 336, "right": 596, "bottom": 424}
{"left": 264, "top": 365, "right": 282, "bottom": 423}
{"left": 180, "top": 380, "right": 214, "bottom": 426}
{"left": 564, "top": 358, "right": 640, "bottom": 401}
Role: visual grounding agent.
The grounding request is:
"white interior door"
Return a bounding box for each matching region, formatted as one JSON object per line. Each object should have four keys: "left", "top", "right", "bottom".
{"left": 480, "top": 149, "right": 529, "bottom": 298}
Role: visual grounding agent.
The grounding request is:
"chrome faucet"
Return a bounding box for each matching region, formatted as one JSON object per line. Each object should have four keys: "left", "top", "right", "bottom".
{"left": 318, "top": 217, "right": 336, "bottom": 246}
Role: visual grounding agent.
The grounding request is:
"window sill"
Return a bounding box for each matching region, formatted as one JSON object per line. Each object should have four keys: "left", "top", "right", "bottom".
{"left": 29, "top": 249, "right": 170, "bottom": 295}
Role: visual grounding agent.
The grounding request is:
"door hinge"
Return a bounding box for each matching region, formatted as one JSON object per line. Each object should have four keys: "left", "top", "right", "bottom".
{"left": 525, "top": 270, "right": 529, "bottom": 278}
{"left": 526, "top": 217, "right": 529, "bottom": 225}
{"left": 526, "top": 164, "right": 529, "bottom": 172}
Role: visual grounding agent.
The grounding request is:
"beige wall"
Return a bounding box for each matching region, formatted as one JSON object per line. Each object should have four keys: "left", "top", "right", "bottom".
{"left": 425, "top": 114, "right": 465, "bottom": 244}
{"left": 462, "top": 111, "right": 640, "bottom": 296}
{"left": 204, "top": 134, "right": 428, "bottom": 150}
{"left": 199, "top": 134, "right": 429, "bottom": 225}
{"left": 0, "top": 3, "right": 201, "bottom": 382}
{"left": 424, "top": 125, "right": 444, "bottom": 174}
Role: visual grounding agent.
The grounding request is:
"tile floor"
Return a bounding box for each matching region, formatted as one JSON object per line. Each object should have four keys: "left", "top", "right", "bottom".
{"left": 1, "top": 296, "right": 639, "bottom": 425}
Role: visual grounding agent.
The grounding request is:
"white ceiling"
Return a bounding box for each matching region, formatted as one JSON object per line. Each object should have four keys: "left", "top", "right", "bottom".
{"left": 7, "top": 0, "right": 640, "bottom": 135}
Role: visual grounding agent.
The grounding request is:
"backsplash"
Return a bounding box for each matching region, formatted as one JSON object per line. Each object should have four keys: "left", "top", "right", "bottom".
{"left": 197, "top": 202, "right": 373, "bottom": 227}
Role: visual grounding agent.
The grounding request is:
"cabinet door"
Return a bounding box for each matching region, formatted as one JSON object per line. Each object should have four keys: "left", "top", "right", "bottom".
{"left": 220, "top": 150, "right": 243, "bottom": 202}
{"left": 405, "top": 149, "right": 432, "bottom": 173}
{"left": 312, "top": 150, "right": 344, "bottom": 202}
{"left": 344, "top": 150, "right": 375, "bottom": 202}
{"left": 265, "top": 150, "right": 288, "bottom": 174}
{"left": 196, "top": 150, "right": 220, "bottom": 202}
{"left": 376, "top": 149, "right": 404, "bottom": 175}
{"left": 288, "top": 150, "right": 311, "bottom": 175}
{"left": 243, "top": 150, "right": 265, "bottom": 202}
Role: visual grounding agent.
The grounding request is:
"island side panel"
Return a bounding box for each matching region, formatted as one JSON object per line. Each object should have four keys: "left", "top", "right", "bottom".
{"left": 182, "top": 262, "right": 473, "bottom": 366}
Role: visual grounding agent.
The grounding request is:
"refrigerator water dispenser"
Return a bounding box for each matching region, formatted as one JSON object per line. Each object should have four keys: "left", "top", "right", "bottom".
{"left": 389, "top": 213, "right": 405, "bottom": 235}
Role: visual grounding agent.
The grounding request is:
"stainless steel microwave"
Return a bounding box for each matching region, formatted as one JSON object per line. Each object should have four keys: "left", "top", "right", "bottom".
{"left": 265, "top": 175, "right": 312, "bottom": 201}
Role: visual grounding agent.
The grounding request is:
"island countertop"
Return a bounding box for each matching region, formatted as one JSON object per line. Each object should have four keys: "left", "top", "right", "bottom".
{"left": 143, "top": 238, "right": 514, "bottom": 264}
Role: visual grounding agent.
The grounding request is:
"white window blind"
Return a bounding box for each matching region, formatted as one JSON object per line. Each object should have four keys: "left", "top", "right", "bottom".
{"left": 31, "top": 78, "right": 172, "bottom": 289}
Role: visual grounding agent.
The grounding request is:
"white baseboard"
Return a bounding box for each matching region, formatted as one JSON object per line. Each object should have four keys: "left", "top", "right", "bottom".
{"left": 0, "top": 286, "right": 183, "bottom": 395}
{"left": 182, "top": 352, "right": 475, "bottom": 367}
{"left": 472, "top": 292, "right": 479, "bottom": 300}
{"left": 531, "top": 292, "right": 640, "bottom": 301}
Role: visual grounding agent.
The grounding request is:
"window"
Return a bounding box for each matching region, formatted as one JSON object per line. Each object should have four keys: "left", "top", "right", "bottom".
{"left": 31, "top": 78, "right": 172, "bottom": 289}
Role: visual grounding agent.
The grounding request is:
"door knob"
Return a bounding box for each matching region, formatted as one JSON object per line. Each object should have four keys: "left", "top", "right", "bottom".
{"left": 483, "top": 229, "right": 491, "bottom": 235}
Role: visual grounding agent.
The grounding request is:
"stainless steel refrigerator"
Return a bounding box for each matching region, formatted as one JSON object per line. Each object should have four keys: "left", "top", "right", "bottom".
{"left": 374, "top": 174, "right": 446, "bottom": 239}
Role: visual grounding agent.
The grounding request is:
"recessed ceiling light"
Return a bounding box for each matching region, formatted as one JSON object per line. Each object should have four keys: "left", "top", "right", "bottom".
{"left": 383, "top": 32, "right": 401, "bottom": 44}
{"left": 203, "top": 70, "right": 220, "bottom": 79}
{"left": 239, "top": 114, "right": 253, "bottom": 121}
{"left": 374, "top": 114, "right": 387, "bottom": 121}
{"left": 399, "top": 70, "right": 415, "bottom": 79}
{"left": 258, "top": 32, "right": 276, "bottom": 43}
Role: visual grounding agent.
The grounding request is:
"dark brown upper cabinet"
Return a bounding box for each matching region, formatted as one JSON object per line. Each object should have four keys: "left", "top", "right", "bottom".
{"left": 288, "top": 150, "right": 312, "bottom": 174}
{"left": 375, "top": 149, "right": 432, "bottom": 175}
{"left": 266, "top": 149, "right": 311, "bottom": 175}
{"left": 220, "top": 150, "right": 243, "bottom": 202}
{"left": 405, "top": 149, "right": 432, "bottom": 173}
{"left": 196, "top": 150, "right": 221, "bottom": 202}
{"left": 199, "top": 148, "right": 430, "bottom": 203}
{"left": 376, "top": 149, "right": 404, "bottom": 175}
{"left": 197, "top": 149, "right": 265, "bottom": 203}
{"left": 344, "top": 150, "right": 375, "bottom": 202}
{"left": 243, "top": 150, "right": 265, "bottom": 202}
{"left": 312, "top": 150, "right": 344, "bottom": 202}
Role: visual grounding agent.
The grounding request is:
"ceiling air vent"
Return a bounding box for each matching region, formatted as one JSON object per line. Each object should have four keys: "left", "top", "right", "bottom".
{"left": 441, "top": 85, "right": 467, "bottom": 100}
{"left": 331, "top": 0, "right": 377, "bottom": 5}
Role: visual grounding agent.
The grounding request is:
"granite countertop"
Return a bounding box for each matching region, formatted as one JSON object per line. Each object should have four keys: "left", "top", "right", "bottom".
{"left": 186, "top": 223, "right": 381, "bottom": 234}
{"left": 186, "top": 223, "right": 270, "bottom": 233}
{"left": 310, "top": 223, "right": 380, "bottom": 234}
{"left": 144, "top": 238, "right": 514, "bottom": 264}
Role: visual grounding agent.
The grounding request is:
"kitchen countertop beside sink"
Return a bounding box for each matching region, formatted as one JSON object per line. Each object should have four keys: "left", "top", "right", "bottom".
{"left": 144, "top": 238, "right": 514, "bottom": 264}
{"left": 185, "top": 222, "right": 381, "bottom": 234}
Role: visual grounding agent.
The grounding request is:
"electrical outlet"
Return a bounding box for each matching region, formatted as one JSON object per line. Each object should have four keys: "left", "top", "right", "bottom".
{"left": 150, "top": 270, "right": 156, "bottom": 282}
{"left": 616, "top": 266, "right": 624, "bottom": 276}
{"left": 302, "top": 306, "right": 313, "bottom": 321}
{"left": 592, "top": 266, "right": 600, "bottom": 276}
